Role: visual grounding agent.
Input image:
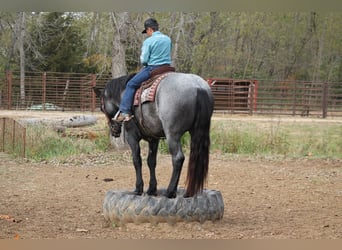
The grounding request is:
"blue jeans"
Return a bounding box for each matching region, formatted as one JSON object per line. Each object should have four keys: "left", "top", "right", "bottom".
{"left": 119, "top": 65, "right": 162, "bottom": 114}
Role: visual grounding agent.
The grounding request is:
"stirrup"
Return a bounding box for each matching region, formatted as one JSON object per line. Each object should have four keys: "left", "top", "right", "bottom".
{"left": 113, "top": 111, "right": 133, "bottom": 122}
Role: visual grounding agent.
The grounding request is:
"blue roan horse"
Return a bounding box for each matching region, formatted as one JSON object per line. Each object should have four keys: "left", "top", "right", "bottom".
{"left": 93, "top": 72, "right": 214, "bottom": 198}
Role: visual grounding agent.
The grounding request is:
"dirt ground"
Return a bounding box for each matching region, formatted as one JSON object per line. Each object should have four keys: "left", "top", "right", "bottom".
{"left": 0, "top": 111, "right": 341, "bottom": 239}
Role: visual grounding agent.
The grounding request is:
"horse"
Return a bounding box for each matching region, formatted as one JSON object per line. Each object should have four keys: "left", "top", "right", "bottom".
{"left": 93, "top": 72, "right": 214, "bottom": 198}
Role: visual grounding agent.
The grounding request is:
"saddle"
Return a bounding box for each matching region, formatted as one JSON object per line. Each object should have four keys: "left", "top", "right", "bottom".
{"left": 133, "top": 65, "right": 175, "bottom": 106}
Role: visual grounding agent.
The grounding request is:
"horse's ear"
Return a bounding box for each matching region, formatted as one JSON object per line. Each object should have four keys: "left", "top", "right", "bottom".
{"left": 92, "top": 87, "right": 103, "bottom": 97}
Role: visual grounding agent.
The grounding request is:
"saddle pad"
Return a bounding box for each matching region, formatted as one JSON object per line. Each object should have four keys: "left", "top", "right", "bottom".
{"left": 133, "top": 73, "right": 170, "bottom": 106}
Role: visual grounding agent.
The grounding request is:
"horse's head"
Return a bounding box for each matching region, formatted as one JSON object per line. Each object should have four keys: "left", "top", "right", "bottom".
{"left": 93, "top": 74, "right": 136, "bottom": 138}
{"left": 93, "top": 86, "right": 122, "bottom": 138}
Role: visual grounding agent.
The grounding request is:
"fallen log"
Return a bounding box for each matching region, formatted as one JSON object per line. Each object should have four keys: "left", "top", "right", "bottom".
{"left": 18, "top": 115, "right": 97, "bottom": 128}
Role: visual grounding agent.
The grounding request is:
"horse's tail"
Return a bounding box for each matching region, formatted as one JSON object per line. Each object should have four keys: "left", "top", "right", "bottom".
{"left": 185, "top": 87, "right": 213, "bottom": 197}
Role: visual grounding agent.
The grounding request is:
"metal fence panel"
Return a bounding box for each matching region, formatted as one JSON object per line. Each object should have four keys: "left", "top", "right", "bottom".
{"left": 1, "top": 71, "right": 342, "bottom": 117}
{"left": 0, "top": 71, "right": 111, "bottom": 111}
{"left": 255, "top": 80, "right": 342, "bottom": 117}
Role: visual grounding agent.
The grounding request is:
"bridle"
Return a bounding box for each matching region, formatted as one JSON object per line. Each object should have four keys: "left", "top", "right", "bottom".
{"left": 100, "top": 95, "right": 122, "bottom": 138}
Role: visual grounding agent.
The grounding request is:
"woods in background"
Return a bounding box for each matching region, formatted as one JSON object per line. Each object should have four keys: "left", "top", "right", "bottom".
{"left": 0, "top": 12, "right": 341, "bottom": 82}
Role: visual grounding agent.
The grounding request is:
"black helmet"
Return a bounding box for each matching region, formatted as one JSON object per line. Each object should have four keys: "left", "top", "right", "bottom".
{"left": 142, "top": 18, "right": 159, "bottom": 34}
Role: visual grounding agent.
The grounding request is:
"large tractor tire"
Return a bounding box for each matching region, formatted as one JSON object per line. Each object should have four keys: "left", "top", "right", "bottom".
{"left": 103, "top": 188, "right": 224, "bottom": 225}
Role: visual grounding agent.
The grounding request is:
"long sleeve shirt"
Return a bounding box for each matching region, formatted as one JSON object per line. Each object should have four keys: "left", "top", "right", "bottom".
{"left": 140, "top": 31, "right": 172, "bottom": 66}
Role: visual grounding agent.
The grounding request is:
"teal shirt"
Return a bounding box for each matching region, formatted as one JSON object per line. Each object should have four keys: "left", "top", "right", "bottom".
{"left": 140, "top": 31, "right": 172, "bottom": 66}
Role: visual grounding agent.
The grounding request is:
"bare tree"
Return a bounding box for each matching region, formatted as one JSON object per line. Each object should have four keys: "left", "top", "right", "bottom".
{"left": 171, "top": 12, "right": 185, "bottom": 69}
{"left": 110, "top": 12, "right": 130, "bottom": 77}
{"left": 89, "top": 12, "right": 100, "bottom": 49}
{"left": 108, "top": 12, "right": 131, "bottom": 148}
{"left": 17, "top": 12, "right": 26, "bottom": 104}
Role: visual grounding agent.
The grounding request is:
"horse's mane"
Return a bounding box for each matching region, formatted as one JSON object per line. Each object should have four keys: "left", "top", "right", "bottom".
{"left": 105, "top": 73, "right": 136, "bottom": 97}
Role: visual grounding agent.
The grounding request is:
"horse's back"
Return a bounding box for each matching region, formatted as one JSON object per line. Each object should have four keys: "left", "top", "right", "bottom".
{"left": 161, "top": 72, "right": 210, "bottom": 90}
{"left": 155, "top": 72, "right": 213, "bottom": 135}
{"left": 157, "top": 72, "right": 211, "bottom": 104}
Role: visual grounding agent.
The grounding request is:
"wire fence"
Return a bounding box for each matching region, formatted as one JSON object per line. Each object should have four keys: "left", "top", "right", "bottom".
{"left": 0, "top": 117, "right": 26, "bottom": 157}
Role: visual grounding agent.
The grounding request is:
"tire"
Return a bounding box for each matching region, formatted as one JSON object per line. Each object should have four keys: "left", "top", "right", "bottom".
{"left": 103, "top": 188, "right": 224, "bottom": 225}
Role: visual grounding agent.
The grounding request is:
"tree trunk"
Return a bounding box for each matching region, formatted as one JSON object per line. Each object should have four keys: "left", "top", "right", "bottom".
{"left": 110, "top": 12, "right": 130, "bottom": 78}
{"left": 312, "top": 16, "right": 326, "bottom": 82}
{"left": 109, "top": 12, "right": 131, "bottom": 148}
{"left": 18, "top": 12, "right": 26, "bottom": 105}
{"left": 172, "top": 12, "right": 185, "bottom": 69}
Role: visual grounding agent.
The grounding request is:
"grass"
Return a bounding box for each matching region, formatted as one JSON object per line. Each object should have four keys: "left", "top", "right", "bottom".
{"left": 287, "top": 123, "right": 342, "bottom": 158}
{"left": 210, "top": 120, "right": 289, "bottom": 155}
{"left": 25, "top": 125, "right": 109, "bottom": 161}
{"left": 209, "top": 118, "right": 342, "bottom": 159}
{"left": 23, "top": 117, "right": 342, "bottom": 161}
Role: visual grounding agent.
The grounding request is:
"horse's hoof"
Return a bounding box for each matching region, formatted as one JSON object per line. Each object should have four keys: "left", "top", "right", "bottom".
{"left": 146, "top": 188, "right": 157, "bottom": 196}
{"left": 164, "top": 190, "right": 177, "bottom": 199}
{"left": 183, "top": 193, "right": 191, "bottom": 198}
{"left": 133, "top": 189, "right": 143, "bottom": 196}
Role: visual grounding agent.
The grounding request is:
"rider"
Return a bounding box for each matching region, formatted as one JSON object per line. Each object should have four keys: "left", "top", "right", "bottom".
{"left": 115, "top": 18, "right": 172, "bottom": 122}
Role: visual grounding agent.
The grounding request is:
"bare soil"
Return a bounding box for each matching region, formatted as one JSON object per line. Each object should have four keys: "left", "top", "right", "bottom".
{"left": 0, "top": 111, "right": 341, "bottom": 239}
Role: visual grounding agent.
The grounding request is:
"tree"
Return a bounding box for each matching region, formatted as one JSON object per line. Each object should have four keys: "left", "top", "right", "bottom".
{"left": 110, "top": 12, "right": 130, "bottom": 77}
{"left": 27, "top": 12, "right": 87, "bottom": 72}
{"left": 1, "top": 11, "right": 341, "bottom": 83}
{"left": 82, "top": 12, "right": 114, "bottom": 75}
{"left": 0, "top": 12, "right": 28, "bottom": 103}
{"left": 17, "top": 12, "right": 26, "bottom": 104}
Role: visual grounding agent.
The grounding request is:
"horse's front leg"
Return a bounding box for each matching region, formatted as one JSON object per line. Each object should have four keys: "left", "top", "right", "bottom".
{"left": 128, "top": 141, "right": 144, "bottom": 195}
{"left": 146, "top": 139, "right": 159, "bottom": 196}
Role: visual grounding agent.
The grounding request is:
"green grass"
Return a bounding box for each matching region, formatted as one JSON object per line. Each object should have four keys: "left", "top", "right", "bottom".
{"left": 209, "top": 119, "right": 342, "bottom": 159}
{"left": 210, "top": 120, "right": 289, "bottom": 155}
{"left": 286, "top": 123, "right": 342, "bottom": 158}
{"left": 25, "top": 125, "right": 109, "bottom": 161}
{"left": 23, "top": 118, "right": 342, "bottom": 161}
{"left": 160, "top": 119, "right": 341, "bottom": 159}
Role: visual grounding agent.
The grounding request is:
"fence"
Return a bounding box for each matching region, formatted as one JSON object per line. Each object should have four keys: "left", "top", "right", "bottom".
{"left": 0, "top": 117, "right": 26, "bottom": 157}
{"left": 208, "top": 78, "right": 257, "bottom": 114}
{"left": 0, "top": 71, "right": 111, "bottom": 111}
{"left": 255, "top": 80, "right": 342, "bottom": 118}
{"left": 207, "top": 78, "right": 342, "bottom": 118}
{"left": 1, "top": 71, "right": 342, "bottom": 117}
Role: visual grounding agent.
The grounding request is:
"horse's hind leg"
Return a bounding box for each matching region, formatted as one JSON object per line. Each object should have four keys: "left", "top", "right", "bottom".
{"left": 165, "top": 137, "right": 184, "bottom": 198}
{"left": 146, "top": 139, "right": 159, "bottom": 196}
